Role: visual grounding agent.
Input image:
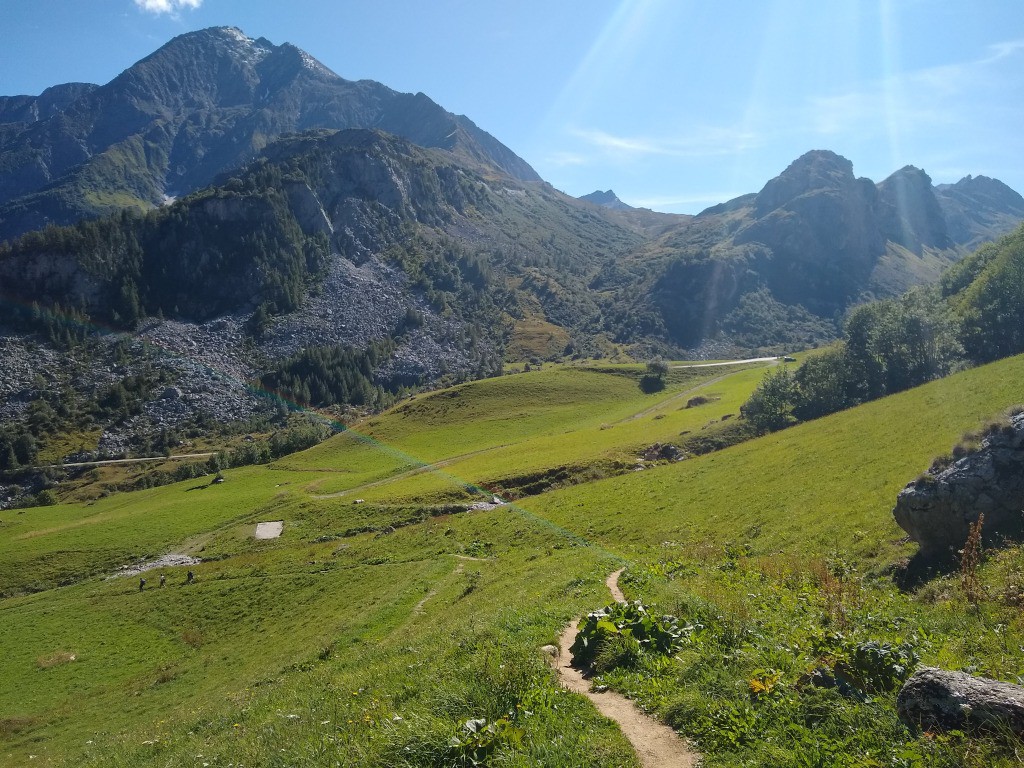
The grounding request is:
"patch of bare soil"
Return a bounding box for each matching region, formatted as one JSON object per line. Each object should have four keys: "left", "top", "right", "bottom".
{"left": 606, "top": 567, "right": 627, "bottom": 602}
{"left": 550, "top": 569, "right": 700, "bottom": 768}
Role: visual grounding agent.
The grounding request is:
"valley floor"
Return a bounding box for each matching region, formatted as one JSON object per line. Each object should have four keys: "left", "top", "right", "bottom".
{"left": 3, "top": 356, "right": 1024, "bottom": 766}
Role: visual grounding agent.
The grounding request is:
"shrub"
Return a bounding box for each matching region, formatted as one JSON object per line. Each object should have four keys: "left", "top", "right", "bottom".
{"left": 811, "top": 632, "right": 919, "bottom": 697}
{"left": 593, "top": 632, "right": 642, "bottom": 673}
{"left": 570, "top": 600, "right": 686, "bottom": 668}
{"left": 639, "top": 374, "right": 666, "bottom": 394}
{"left": 446, "top": 716, "right": 523, "bottom": 766}
{"left": 34, "top": 489, "right": 58, "bottom": 507}
{"left": 646, "top": 357, "right": 669, "bottom": 377}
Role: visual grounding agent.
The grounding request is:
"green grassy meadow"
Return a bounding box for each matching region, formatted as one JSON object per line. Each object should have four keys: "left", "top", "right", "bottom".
{"left": 3, "top": 356, "right": 1024, "bottom": 766}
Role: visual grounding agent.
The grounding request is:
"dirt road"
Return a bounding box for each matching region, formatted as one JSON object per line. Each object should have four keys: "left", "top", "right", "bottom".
{"left": 44, "top": 452, "right": 215, "bottom": 469}
{"left": 672, "top": 356, "right": 780, "bottom": 369}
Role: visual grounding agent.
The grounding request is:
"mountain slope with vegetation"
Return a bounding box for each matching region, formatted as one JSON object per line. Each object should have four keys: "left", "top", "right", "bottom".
{"left": 2, "top": 342, "right": 1024, "bottom": 766}
{"left": 614, "top": 151, "right": 1024, "bottom": 349}
{"left": 0, "top": 27, "right": 539, "bottom": 241}
{"left": 0, "top": 127, "right": 649, "bottom": 493}
{"left": 1, "top": 138, "right": 1022, "bottom": 485}
{"left": 740, "top": 221, "right": 1024, "bottom": 434}
{"left": 1, "top": 28, "right": 1023, "bottom": 491}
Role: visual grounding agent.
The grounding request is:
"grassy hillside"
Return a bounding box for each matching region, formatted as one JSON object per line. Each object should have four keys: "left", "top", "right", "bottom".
{"left": 3, "top": 355, "right": 1024, "bottom": 766}
{"left": 524, "top": 353, "right": 1024, "bottom": 562}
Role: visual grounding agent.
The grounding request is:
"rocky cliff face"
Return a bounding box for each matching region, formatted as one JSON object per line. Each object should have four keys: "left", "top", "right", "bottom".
{"left": 630, "top": 150, "right": 1024, "bottom": 349}
{"left": 736, "top": 150, "right": 886, "bottom": 315}
{"left": 893, "top": 412, "right": 1024, "bottom": 558}
{"left": 877, "top": 166, "right": 951, "bottom": 253}
{"left": 935, "top": 175, "right": 1024, "bottom": 248}
{"left": 0, "top": 27, "right": 539, "bottom": 241}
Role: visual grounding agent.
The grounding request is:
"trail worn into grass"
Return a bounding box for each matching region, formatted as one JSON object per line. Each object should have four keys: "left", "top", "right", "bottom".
{"left": 412, "top": 555, "right": 490, "bottom": 615}
{"left": 42, "top": 452, "right": 215, "bottom": 469}
{"left": 308, "top": 444, "right": 510, "bottom": 499}
{"left": 671, "top": 356, "right": 779, "bottom": 369}
{"left": 551, "top": 568, "right": 700, "bottom": 768}
{"left": 620, "top": 363, "right": 773, "bottom": 423}
{"left": 605, "top": 567, "right": 626, "bottom": 602}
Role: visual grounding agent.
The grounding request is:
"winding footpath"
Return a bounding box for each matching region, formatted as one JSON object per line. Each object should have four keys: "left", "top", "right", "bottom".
{"left": 550, "top": 569, "right": 700, "bottom": 768}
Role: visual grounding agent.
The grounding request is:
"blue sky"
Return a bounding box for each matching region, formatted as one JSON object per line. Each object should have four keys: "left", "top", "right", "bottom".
{"left": 2, "top": 0, "right": 1023, "bottom": 213}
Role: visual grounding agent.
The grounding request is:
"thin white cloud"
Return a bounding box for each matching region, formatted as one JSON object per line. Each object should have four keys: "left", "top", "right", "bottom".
{"left": 134, "top": 0, "right": 203, "bottom": 15}
{"left": 983, "top": 38, "right": 1024, "bottom": 64}
{"left": 544, "top": 151, "right": 590, "bottom": 167}
{"left": 570, "top": 125, "right": 761, "bottom": 159}
{"left": 806, "top": 37, "right": 1024, "bottom": 138}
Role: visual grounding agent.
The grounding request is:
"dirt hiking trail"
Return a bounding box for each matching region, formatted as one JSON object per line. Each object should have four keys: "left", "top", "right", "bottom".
{"left": 550, "top": 568, "right": 700, "bottom": 768}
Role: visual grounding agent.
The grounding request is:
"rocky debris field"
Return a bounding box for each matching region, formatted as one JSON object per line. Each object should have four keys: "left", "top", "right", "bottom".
{"left": 262, "top": 254, "right": 500, "bottom": 385}
{"left": 0, "top": 252, "right": 501, "bottom": 464}
{"left": 0, "top": 334, "right": 62, "bottom": 420}
{"left": 262, "top": 256, "right": 411, "bottom": 358}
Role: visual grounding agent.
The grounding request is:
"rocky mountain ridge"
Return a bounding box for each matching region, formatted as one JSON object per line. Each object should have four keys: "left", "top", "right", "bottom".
{"left": 1, "top": 27, "right": 1024, "bottom": 477}
{"left": 0, "top": 26, "right": 539, "bottom": 241}
{"left": 624, "top": 150, "right": 1024, "bottom": 347}
{"left": 579, "top": 190, "right": 634, "bottom": 210}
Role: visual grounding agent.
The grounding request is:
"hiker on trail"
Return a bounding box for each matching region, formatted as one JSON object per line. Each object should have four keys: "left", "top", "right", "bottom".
{"left": 139, "top": 578, "right": 146, "bottom": 592}
{"left": 160, "top": 574, "right": 166, "bottom": 588}
{"left": 186, "top": 570, "right": 194, "bottom": 584}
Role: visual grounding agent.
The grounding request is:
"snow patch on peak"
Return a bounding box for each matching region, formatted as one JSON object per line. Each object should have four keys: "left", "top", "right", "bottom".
{"left": 213, "top": 27, "right": 273, "bottom": 64}
{"left": 299, "top": 50, "right": 337, "bottom": 78}
{"left": 220, "top": 26, "right": 252, "bottom": 44}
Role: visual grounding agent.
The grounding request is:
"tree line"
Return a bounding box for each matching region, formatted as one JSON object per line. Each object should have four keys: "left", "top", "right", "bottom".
{"left": 741, "top": 223, "right": 1024, "bottom": 433}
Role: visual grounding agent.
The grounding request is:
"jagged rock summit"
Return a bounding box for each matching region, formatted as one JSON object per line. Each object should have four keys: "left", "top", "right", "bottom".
{"left": 751, "top": 149, "right": 867, "bottom": 216}
{"left": 877, "top": 165, "right": 951, "bottom": 252}
{"left": 935, "top": 174, "right": 1024, "bottom": 247}
{"left": 640, "top": 148, "right": 1024, "bottom": 348}
{"left": 580, "top": 190, "right": 634, "bottom": 210}
{"left": 0, "top": 26, "right": 540, "bottom": 240}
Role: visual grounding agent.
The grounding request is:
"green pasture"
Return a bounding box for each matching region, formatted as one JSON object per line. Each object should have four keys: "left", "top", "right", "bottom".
{"left": 3, "top": 354, "right": 1024, "bottom": 766}
{"left": 298, "top": 364, "right": 768, "bottom": 500}
{"left": 523, "top": 353, "right": 1024, "bottom": 563}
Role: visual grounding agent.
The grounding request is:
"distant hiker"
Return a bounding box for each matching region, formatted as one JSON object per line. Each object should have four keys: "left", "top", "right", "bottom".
{"left": 139, "top": 578, "right": 146, "bottom": 592}
{"left": 159, "top": 574, "right": 166, "bottom": 588}
{"left": 186, "top": 570, "right": 194, "bottom": 584}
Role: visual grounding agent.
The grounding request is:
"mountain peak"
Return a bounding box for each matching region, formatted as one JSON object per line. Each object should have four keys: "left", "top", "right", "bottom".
{"left": 754, "top": 149, "right": 859, "bottom": 216}
{"left": 942, "top": 174, "right": 1024, "bottom": 206}
{"left": 877, "top": 165, "right": 948, "bottom": 251}
{"left": 934, "top": 174, "right": 1024, "bottom": 246}
{"left": 0, "top": 27, "right": 540, "bottom": 238}
{"left": 579, "top": 190, "right": 633, "bottom": 210}
{"left": 158, "top": 25, "right": 274, "bottom": 59}
{"left": 776, "top": 149, "right": 855, "bottom": 187}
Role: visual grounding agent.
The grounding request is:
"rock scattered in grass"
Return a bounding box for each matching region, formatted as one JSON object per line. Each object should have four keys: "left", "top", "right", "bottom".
{"left": 110, "top": 553, "right": 201, "bottom": 579}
